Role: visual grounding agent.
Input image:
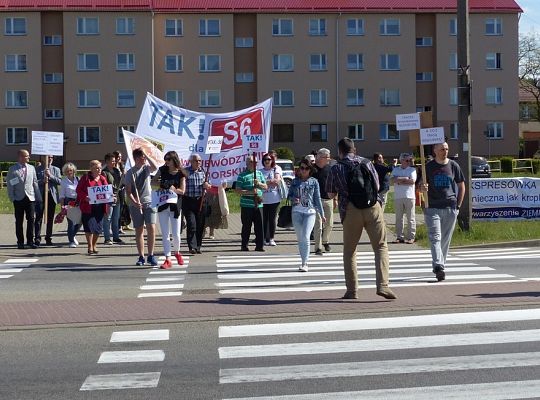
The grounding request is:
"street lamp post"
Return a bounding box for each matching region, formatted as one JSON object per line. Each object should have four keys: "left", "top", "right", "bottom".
{"left": 484, "top": 129, "right": 491, "bottom": 160}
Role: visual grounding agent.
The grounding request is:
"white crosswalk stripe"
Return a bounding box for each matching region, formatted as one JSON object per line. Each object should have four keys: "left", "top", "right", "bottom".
{"left": 136, "top": 257, "right": 190, "bottom": 298}
{"left": 219, "top": 308, "right": 540, "bottom": 399}
{"left": 0, "top": 258, "right": 34, "bottom": 282}
{"left": 215, "top": 248, "right": 537, "bottom": 295}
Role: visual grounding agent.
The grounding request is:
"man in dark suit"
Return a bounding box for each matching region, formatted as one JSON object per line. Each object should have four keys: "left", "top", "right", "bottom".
{"left": 35, "top": 155, "right": 62, "bottom": 246}
{"left": 6, "top": 149, "right": 41, "bottom": 249}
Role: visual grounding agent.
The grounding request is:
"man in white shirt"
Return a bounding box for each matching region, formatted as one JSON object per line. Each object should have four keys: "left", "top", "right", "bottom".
{"left": 391, "top": 153, "right": 417, "bottom": 244}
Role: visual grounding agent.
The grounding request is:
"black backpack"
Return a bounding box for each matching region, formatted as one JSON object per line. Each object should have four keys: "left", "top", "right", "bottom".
{"left": 338, "top": 158, "right": 379, "bottom": 209}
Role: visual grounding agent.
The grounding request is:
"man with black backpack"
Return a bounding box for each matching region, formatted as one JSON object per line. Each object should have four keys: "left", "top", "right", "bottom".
{"left": 326, "top": 138, "right": 397, "bottom": 300}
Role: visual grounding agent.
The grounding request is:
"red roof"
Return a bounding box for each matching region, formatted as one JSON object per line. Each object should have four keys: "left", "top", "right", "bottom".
{"left": 0, "top": 0, "right": 523, "bottom": 12}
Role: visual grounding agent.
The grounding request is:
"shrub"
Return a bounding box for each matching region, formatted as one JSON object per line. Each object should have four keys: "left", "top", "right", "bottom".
{"left": 274, "top": 147, "right": 295, "bottom": 161}
{"left": 499, "top": 156, "right": 513, "bottom": 173}
{"left": 532, "top": 159, "right": 540, "bottom": 174}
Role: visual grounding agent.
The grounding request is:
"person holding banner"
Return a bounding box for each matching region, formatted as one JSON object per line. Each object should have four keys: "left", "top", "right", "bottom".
{"left": 126, "top": 148, "right": 159, "bottom": 266}
{"left": 59, "top": 162, "right": 81, "bottom": 248}
{"left": 35, "top": 155, "right": 62, "bottom": 246}
{"left": 76, "top": 160, "right": 109, "bottom": 255}
{"left": 182, "top": 154, "right": 210, "bottom": 255}
{"left": 259, "top": 152, "right": 282, "bottom": 246}
{"left": 420, "top": 141, "right": 465, "bottom": 282}
{"left": 152, "top": 151, "right": 187, "bottom": 269}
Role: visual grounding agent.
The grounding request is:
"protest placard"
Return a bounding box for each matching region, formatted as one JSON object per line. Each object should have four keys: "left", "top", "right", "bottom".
{"left": 31, "top": 131, "right": 64, "bottom": 156}
{"left": 420, "top": 127, "right": 445, "bottom": 145}
{"left": 151, "top": 189, "right": 178, "bottom": 208}
{"left": 88, "top": 184, "right": 113, "bottom": 204}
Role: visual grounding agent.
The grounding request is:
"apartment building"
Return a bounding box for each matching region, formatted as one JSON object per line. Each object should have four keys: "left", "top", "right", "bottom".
{"left": 0, "top": 0, "right": 522, "bottom": 165}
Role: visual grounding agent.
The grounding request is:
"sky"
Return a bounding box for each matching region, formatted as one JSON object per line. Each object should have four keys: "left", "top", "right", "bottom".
{"left": 517, "top": 0, "right": 540, "bottom": 35}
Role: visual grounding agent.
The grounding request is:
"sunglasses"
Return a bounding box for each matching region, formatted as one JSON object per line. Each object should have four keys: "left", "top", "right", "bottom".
{"left": 263, "top": 158, "right": 271, "bottom": 161}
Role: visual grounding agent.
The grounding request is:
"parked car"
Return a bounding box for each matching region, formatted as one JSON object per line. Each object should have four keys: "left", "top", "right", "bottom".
{"left": 471, "top": 156, "right": 491, "bottom": 178}
{"left": 275, "top": 159, "right": 295, "bottom": 186}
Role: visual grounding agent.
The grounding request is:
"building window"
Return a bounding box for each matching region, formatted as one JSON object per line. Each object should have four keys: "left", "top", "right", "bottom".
{"left": 5, "top": 54, "right": 26, "bottom": 72}
{"left": 165, "top": 19, "right": 182, "bottom": 36}
{"left": 380, "top": 54, "right": 400, "bottom": 70}
{"left": 379, "top": 19, "right": 400, "bottom": 35}
{"left": 199, "top": 54, "right": 221, "bottom": 72}
{"left": 235, "top": 72, "right": 254, "bottom": 83}
{"left": 273, "top": 124, "right": 294, "bottom": 142}
{"left": 5, "top": 17, "right": 26, "bottom": 35}
{"left": 347, "top": 89, "right": 364, "bottom": 106}
{"left": 486, "top": 52, "right": 502, "bottom": 69}
{"left": 416, "top": 72, "right": 433, "bottom": 82}
{"left": 77, "top": 53, "right": 99, "bottom": 71}
{"left": 199, "top": 90, "right": 221, "bottom": 107}
{"left": 309, "top": 18, "right": 326, "bottom": 36}
{"left": 486, "top": 87, "right": 503, "bottom": 105}
{"left": 117, "top": 125, "right": 134, "bottom": 144}
{"left": 416, "top": 106, "right": 432, "bottom": 112}
{"left": 310, "top": 54, "right": 327, "bottom": 71}
{"left": 77, "top": 17, "right": 99, "bottom": 35}
{"left": 485, "top": 18, "right": 502, "bottom": 35}
{"left": 43, "top": 35, "right": 62, "bottom": 45}
{"left": 272, "top": 54, "right": 294, "bottom": 71}
{"left": 310, "top": 124, "right": 328, "bottom": 142}
{"left": 44, "top": 109, "right": 63, "bottom": 119}
{"left": 165, "top": 90, "right": 183, "bottom": 106}
{"left": 450, "top": 18, "right": 457, "bottom": 35}
{"left": 416, "top": 37, "right": 433, "bottom": 46}
{"left": 272, "top": 18, "right": 293, "bottom": 36}
{"left": 43, "top": 73, "right": 63, "bottom": 83}
{"left": 117, "top": 53, "right": 135, "bottom": 71}
{"left": 6, "top": 90, "right": 28, "bottom": 108}
{"left": 348, "top": 124, "right": 364, "bottom": 141}
{"left": 6, "top": 127, "right": 28, "bottom": 144}
{"left": 116, "top": 17, "right": 134, "bottom": 35}
{"left": 449, "top": 53, "right": 458, "bottom": 70}
{"left": 347, "top": 53, "right": 364, "bottom": 70}
{"left": 520, "top": 104, "right": 538, "bottom": 120}
{"left": 450, "top": 122, "right": 458, "bottom": 140}
{"left": 346, "top": 18, "right": 364, "bottom": 35}
{"left": 380, "top": 89, "right": 400, "bottom": 106}
{"left": 165, "top": 55, "right": 182, "bottom": 72}
{"left": 78, "top": 90, "right": 100, "bottom": 108}
{"left": 235, "top": 37, "right": 253, "bottom": 47}
{"left": 450, "top": 87, "right": 458, "bottom": 105}
{"left": 273, "top": 90, "right": 294, "bottom": 107}
{"left": 117, "top": 90, "right": 135, "bottom": 108}
{"left": 486, "top": 122, "right": 503, "bottom": 138}
{"left": 379, "top": 123, "right": 399, "bottom": 140}
{"left": 310, "top": 89, "right": 327, "bottom": 107}
{"left": 79, "top": 126, "right": 100, "bottom": 143}
{"left": 199, "top": 19, "right": 220, "bottom": 36}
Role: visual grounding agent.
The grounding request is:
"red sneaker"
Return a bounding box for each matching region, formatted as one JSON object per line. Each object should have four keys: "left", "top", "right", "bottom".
{"left": 160, "top": 259, "right": 172, "bottom": 269}
{"left": 174, "top": 252, "right": 184, "bottom": 266}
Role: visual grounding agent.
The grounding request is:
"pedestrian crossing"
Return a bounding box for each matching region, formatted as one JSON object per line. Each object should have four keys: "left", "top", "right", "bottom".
{"left": 218, "top": 308, "right": 540, "bottom": 399}
{"left": 0, "top": 258, "right": 38, "bottom": 281}
{"left": 215, "top": 248, "right": 539, "bottom": 295}
{"left": 137, "top": 256, "right": 190, "bottom": 298}
{"left": 80, "top": 329, "right": 169, "bottom": 391}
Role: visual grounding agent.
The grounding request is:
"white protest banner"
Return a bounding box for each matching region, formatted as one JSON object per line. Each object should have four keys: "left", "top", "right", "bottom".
{"left": 31, "top": 131, "right": 64, "bottom": 156}
{"left": 420, "top": 127, "right": 445, "bottom": 145}
{"left": 151, "top": 189, "right": 178, "bottom": 208}
{"left": 471, "top": 177, "right": 540, "bottom": 220}
{"left": 122, "top": 129, "right": 165, "bottom": 169}
{"left": 205, "top": 135, "right": 223, "bottom": 154}
{"left": 135, "top": 93, "right": 272, "bottom": 184}
{"left": 396, "top": 113, "right": 421, "bottom": 131}
{"left": 88, "top": 184, "right": 113, "bottom": 204}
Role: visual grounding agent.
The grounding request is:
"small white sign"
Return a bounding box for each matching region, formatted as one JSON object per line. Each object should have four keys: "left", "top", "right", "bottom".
{"left": 88, "top": 184, "right": 113, "bottom": 204}
{"left": 420, "top": 127, "right": 445, "bottom": 145}
{"left": 31, "top": 131, "right": 64, "bottom": 156}
{"left": 151, "top": 189, "right": 178, "bottom": 208}
{"left": 396, "top": 113, "right": 421, "bottom": 131}
{"left": 242, "top": 134, "right": 264, "bottom": 152}
{"left": 205, "top": 135, "right": 224, "bottom": 154}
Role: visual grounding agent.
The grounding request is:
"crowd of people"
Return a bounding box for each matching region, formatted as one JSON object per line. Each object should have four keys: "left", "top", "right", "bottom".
{"left": 6, "top": 138, "right": 465, "bottom": 296}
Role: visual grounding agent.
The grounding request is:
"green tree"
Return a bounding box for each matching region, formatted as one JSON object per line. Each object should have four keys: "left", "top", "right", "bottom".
{"left": 519, "top": 32, "right": 540, "bottom": 121}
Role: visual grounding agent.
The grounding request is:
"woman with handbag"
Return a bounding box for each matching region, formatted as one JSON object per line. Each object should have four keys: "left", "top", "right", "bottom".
{"left": 59, "top": 162, "right": 81, "bottom": 248}
{"left": 287, "top": 159, "right": 325, "bottom": 272}
{"left": 259, "top": 153, "right": 282, "bottom": 246}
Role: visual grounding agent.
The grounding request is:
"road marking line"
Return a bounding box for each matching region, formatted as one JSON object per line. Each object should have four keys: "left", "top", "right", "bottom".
{"left": 451, "top": 247, "right": 531, "bottom": 255}
{"left": 219, "top": 328, "right": 540, "bottom": 359}
{"left": 0, "top": 268, "right": 23, "bottom": 273}
{"left": 97, "top": 350, "right": 165, "bottom": 363}
{"left": 221, "top": 379, "right": 540, "bottom": 400}
{"left": 80, "top": 372, "right": 160, "bottom": 391}
{"left": 138, "top": 291, "right": 183, "bottom": 298}
{"left": 219, "top": 308, "right": 540, "bottom": 337}
{"left": 217, "top": 263, "right": 478, "bottom": 273}
{"left": 148, "top": 270, "right": 186, "bottom": 275}
{"left": 0, "top": 264, "right": 30, "bottom": 268}
{"left": 0, "top": 275, "right": 14, "bottom": 279}
{"left": 4, "top": 258, "right": 38, "bottom": 263}
{"left": 140, "top": 284, "right": 184, "bottom": 290}
{"left": 145, "top": 277, "right": 184, "bottom": 282}
{"left": 217, "top": 250, "right": 433, "bottom": 260}
{"left": 110, "top": 330, "right": 169, "bottom": 342}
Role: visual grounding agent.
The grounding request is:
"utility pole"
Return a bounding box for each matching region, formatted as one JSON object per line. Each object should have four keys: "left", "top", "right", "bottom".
{"left": 457, "top": 0, "right": 472, "bottom": 231}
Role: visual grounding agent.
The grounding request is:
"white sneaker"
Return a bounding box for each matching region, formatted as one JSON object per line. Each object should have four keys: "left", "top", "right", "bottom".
{"left": 69, "top": 242, "right": 77, "bottom": 248}
{"left": 299, "top": 264, "right": 308, "bottom": 272}
{"left": 269, "top": 239, "right": 277, "bottom": 246}
{"left": 73, "top": 238, "right": 79, "bottom": 245}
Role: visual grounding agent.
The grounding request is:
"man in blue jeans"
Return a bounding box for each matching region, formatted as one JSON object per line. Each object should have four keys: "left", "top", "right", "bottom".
{"left": 421, "top": 141, "right": 465, "bottom": 281}
{"left": 102, "top": 153, "right": 124, "bottom": 245}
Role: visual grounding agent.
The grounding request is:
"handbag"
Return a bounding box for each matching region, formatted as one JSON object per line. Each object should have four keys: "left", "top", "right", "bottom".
{"left": 277, "top": 201, "right": 293, "bottom": 228}
{"left": 66, "top": 205, "right": 82, "bottom": 225}
{"left": 277, "top": 177, "right": 289, "bottom": 200}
